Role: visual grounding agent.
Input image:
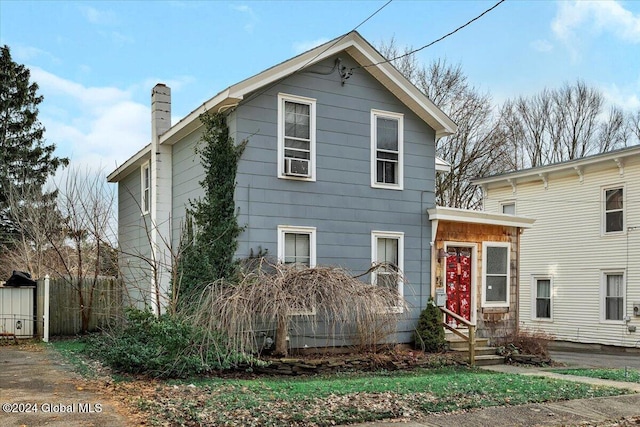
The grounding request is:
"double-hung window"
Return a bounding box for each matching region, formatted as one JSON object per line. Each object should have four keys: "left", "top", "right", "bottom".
{"left": 603, "top": 271, "right": 625, "bottom": 321}
{"left": 371, "top": 110, "right": 403, "bottom": 189}
{"left": 141, "top": 161, "right": 150, "bottom": 215}
{"left": 532, "top": 276, "right": 552, "bottom": 320}
{"left": 278, "top": 94, "right": 316, "bottom": 181}
{"left": 277, "top": 226, "right": 316, "bottom": 268}
{"left": 371, "top": 231, "right": 404, "bottom": 303}
{"left": 603, "top": 186, "right": 624, "bottom": 234}
{"left": 482, "top": 242, "right": 510, "bottom": 307}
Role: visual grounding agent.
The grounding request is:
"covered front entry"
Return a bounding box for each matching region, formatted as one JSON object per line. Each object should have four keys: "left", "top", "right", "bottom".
{"left": 445, "top": 246, "right": 472, "bottom": 327}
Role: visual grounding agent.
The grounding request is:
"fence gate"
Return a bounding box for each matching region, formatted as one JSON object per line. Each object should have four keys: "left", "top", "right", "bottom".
{"left": 0, "top": 285, "right": 36, "bottom": 338}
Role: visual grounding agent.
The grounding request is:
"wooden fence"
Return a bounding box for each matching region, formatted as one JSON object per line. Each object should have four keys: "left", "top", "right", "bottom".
{"left": 36, "top": 277, "right": 123, "bottom": 336}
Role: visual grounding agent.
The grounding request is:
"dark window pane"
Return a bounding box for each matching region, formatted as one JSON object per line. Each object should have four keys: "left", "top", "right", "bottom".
{"left": 486, "top": 246, "right": 508, "bottom": 274}
{"left": 606, "top": 211, "right": 623, "bottom": 232}
{"left": 485, "top": 276, "right": 507, "bottom": 302}
{"left": 606, "top": 188, "right": 623, "bottom": 210}
{"left": 606, "top": 297, "right": 623, "bottom": 320}
{"left": 536, "top": 298, "right": 550, "bottom": 318}
{"left": 376, "top": 118, "right": 398, "bottom": 151}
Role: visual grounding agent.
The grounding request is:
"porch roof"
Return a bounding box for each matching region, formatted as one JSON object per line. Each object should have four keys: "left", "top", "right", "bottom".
{"left": 427, "top": 206, "right": 535, "bottom": 229}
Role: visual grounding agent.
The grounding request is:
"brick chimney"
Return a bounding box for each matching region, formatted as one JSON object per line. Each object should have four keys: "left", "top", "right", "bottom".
{"left": 150, "top": 84, "right": 172, "bottom": 315}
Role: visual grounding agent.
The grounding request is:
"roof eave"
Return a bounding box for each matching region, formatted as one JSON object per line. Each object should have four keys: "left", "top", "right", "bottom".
{"left": 427, "top": 206, "right": 535, "bottom": 229}
{"left": 107, "top": 144, "right": 151, "bottom": 183}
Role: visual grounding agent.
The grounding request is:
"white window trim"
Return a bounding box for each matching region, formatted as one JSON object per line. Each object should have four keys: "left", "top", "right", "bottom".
{"left": 500, "top": 200, "right": 516, "bottom": 215}
{"left": 600, "top": 269, "right": 626, "bottom": 323}
{"left": 370, "top": 109, "right": 404, "bottom": 190}
{"left": 277, "top": 225, "right": 317, "bottom": 267}
{"left": 277, "top": 93, "right": 316, "bottom": 182}
{"left": 141, "top": 161, "right": 150, "bottom": 215}
{"left": 601, "top": 184, "right": 625, "bottom": 236}
{"left": 371, "top": 230, "right": 404, "bottom": 312}
{"left": 531, "top": 275, "right": 553, "bottom": 322}
{"left": 277, "top": 225, "right": 317, "bottom": 315}
{"left": 481, "top": 242, "right": 510, "bottom": 308}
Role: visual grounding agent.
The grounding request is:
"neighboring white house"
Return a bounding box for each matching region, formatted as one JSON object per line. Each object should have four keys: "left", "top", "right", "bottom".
{"left": 474, "top": 146, "right": 640, "bottom": 348}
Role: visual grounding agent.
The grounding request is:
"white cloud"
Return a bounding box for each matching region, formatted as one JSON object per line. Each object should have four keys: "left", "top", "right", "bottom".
{"left": 552, "top": 0, "right": 640, "bottom": 58}
{"left": 292, "top": 38, "right": 330, "bottom": 54}
{"left": 8, "top": 44, "right": 60, "bottom": 64}
{"left": 600, "top": 81, "right": 640, "bottom": 111}
{"left": 231, "top": 4, "right": 258, "bottom": 33}
{"left": 29, "top": 67, "right": 149, "bottom": 175}
{"left": 530, "top": 39, "right": 553, "bottom": 53}
{"left": 80, "top": 5, "right": 118, "bottom": 25}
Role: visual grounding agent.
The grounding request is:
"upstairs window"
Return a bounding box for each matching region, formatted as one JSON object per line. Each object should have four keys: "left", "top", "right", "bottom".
{"left": 603, "top": 186, "right": 624, "bottom": 233}
{"left": 278, "top": 94, "right": 316, "bottom": 181}
{"left": 141, "top": 161, "right": 150, "bottom": 215}
{"left": 501, "top": 202, "right": 516, "bottom": 215}
{"left": 371, "top": 110, "right": 403, "bottom": 190}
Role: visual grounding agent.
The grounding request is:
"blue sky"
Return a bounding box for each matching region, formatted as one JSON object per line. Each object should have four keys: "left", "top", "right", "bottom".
{"left": 1, "top": 0, "right": 639, "bottom": 175}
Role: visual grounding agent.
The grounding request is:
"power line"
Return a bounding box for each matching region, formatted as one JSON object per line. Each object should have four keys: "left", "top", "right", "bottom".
{"left": 237, "top": 0, "right": 393, "bottom": 108}
{"left": 352, "top": 0, "right": 506, "bottom": 71}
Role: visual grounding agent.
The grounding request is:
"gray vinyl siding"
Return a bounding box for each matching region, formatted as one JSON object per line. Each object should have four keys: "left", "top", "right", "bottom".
{"left": 172, "top": 129, "right": 205, "bottom": 247}
{"left": 165, "top": 52, "right": 437, "bottom": 346}
{"left": 230, "top": 53, "right": 436, "bottom": 344}
{"left": 117, "top": 165, "right": 153, "bottom": 309}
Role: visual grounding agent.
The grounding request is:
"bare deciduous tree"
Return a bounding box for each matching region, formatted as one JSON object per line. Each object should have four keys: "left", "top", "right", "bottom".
{"left": 2, "top": 167, "right": 119, "bottom": 333}
{"left": 378, "top": 42, "right": 511, "bottom": 209}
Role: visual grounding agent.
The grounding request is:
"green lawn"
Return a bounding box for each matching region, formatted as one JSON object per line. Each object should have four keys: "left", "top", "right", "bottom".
{"left": 553, "top": 368, "right": 640, "bottom": 384}
{"left": 51, "top": 340, "right": 631, "bottom": 426}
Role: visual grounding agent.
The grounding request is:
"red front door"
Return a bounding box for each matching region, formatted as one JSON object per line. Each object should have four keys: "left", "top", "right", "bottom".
{"left": 445, "top": 247, "right": 471, "bottom": 326}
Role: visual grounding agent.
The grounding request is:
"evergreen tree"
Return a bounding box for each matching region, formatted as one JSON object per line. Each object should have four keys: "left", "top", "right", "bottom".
{"left": 177, "top": 111, "right": 246, "bottom": 303}
{"left": 413, "top": 298, "right": 446, "bottom": 352}
{"left": 0, "top": 45, "right": 69, "bottom": 245}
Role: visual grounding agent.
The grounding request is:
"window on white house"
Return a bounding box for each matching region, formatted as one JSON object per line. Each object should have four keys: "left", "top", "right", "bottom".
{"left": 277, "top": 226, "right": 316, "bottom": 268}
{"left": 502, "top": 202, "right": 516, "bottom": 215}
{"left": 604, "top": 187, "right": 624, "bottom": 233}
{"left": 482, "top": 243, "right": 510, "bottom": 307}
{"left": 371, "top": 231, "right": 404, "bottom": 302}
{"left": 141, "top": 161, "right": 150, "bottom": 215}
{"left": 371, "top": 110, "right": 403, "bottom": 189}
{"left": 533, "top": 277, "right": 552, "bottom": 320}
{"left": 278, "top": 94, "right": 316, "bottom": 181}
{"left": 603, "top": 272, "right": 625, "bottom": 321}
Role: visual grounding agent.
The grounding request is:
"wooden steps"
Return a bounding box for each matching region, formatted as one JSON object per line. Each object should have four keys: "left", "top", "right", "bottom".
{"left": 446, "top": 332, "right": 505, "bottom": 366}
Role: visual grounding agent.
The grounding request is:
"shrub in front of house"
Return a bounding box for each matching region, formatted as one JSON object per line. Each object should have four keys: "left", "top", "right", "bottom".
{"left": 413, "top": 299, "right": 445, "bottom": 352}
{"left": 85, "top": 308, "right": 250, "bottom": 378}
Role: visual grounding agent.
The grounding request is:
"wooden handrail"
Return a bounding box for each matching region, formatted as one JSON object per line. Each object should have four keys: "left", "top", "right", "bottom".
{"left": 438, "top": 306, "right": 476, "bottom": 367}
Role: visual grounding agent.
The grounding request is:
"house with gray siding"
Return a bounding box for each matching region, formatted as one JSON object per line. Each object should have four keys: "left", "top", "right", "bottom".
{"left": 107, "top": 31, "right": 457, "bottom": 348}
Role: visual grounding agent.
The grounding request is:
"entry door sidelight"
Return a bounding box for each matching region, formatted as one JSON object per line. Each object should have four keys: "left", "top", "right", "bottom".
{"left": 445, "top": 247, "right": 472, "bottom": 326}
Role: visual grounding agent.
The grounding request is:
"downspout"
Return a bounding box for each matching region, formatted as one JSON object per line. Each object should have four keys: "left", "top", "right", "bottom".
{"left": 515, "top": 227, "right": 521, "bottom": 335}
{"left": 430, "top": 219, "right": 439, "bottom": 302}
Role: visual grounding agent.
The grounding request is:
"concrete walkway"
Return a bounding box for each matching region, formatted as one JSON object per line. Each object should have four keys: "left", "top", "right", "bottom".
{"left": 351, "top": 350, "right": 640, "bottom": 427}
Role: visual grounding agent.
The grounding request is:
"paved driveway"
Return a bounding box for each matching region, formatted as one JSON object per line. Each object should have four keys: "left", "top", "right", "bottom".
{"left": 550, "top": 350, "right": 640, "bottom": 369}
{"left": 0, "top": 344, "right": 129, "bottom": 427}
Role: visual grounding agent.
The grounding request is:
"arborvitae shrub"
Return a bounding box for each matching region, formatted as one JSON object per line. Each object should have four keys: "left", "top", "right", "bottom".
{"left": 413, "top": 298, "right": 445, "bottom": 352}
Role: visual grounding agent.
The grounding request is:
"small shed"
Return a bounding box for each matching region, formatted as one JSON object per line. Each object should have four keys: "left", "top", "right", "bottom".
{"left": 428, "top": 207, "right": 535, "bottom": 344}
{"left": 0, "top": 283, "right": 36, "bottom": 338}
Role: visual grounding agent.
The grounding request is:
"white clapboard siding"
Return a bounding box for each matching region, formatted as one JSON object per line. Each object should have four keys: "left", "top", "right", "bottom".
{"left": 483, "top": 152, "right": 640, "bottom": 347}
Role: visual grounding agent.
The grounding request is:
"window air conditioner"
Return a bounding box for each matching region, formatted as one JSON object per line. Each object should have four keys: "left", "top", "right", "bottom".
{"left": 284, "top": 158, "right": 310, "bottom": 177}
